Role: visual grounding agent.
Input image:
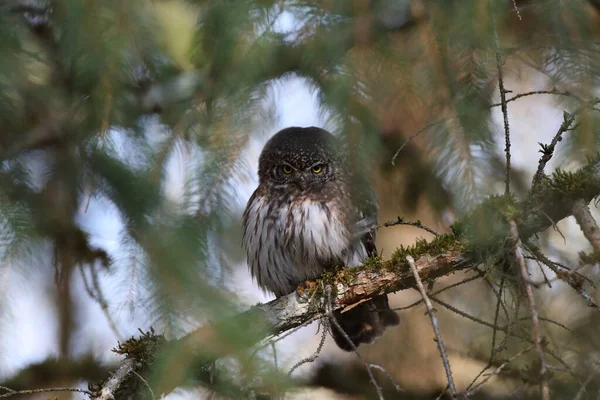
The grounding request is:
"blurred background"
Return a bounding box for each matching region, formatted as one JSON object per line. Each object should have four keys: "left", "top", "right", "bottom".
{"left": 1, "top": 0, "right": 600, "bottom": 398}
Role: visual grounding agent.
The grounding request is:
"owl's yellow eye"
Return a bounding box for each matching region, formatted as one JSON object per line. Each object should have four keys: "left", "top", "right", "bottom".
{"left": 282, "top": 165, "right": 293, "bottom": 174}
{"left": 311, "top": 165, "right": 323, "bottom": 174}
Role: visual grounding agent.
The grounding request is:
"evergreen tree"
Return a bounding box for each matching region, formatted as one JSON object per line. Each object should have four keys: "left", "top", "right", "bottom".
{"left": 1, "top": 1, "right": 600, "bottom": 399}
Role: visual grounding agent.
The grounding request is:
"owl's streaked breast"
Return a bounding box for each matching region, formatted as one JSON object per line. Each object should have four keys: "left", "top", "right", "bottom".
{"left": 242, "top": 190, "right": 367, "bottom": 298}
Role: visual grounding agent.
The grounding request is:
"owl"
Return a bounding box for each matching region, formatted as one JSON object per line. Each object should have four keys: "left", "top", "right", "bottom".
{"left": 242, "top": 126, "right": 399, "bottom": 351}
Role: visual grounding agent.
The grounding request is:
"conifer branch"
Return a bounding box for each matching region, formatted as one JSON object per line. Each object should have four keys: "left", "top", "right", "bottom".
{"left": 532, "top": 112, "right": 576, "bottom": 189}
{"left": 490, "top": 0, "right": 512, "bottom": 195}
{"left": 92, "top": 156, "right": 600, "bottom": 398}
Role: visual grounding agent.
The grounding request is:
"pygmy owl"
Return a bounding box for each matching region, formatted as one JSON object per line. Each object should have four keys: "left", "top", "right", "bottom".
{"left": 242, "top": 126, "right": 399, "bottom": 351}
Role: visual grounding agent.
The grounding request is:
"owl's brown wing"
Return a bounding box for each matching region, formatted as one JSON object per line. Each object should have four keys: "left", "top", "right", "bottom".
{"left": 348, "top": 172, "right": 379, "bottom": 257}
{"left": 330, "top": 177, "right": 400, "bottom": 352}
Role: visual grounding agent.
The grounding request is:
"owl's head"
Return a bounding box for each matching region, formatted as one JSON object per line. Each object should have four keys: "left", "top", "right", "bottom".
{"left": 258, "top": 126, "right": 343, "bottom": 191}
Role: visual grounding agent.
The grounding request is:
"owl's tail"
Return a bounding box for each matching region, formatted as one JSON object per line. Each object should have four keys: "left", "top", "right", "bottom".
{"left": 330, "top": 294, "right": 400, "bottom": 351}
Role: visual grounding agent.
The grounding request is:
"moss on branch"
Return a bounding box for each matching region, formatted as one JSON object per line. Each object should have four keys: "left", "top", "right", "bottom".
{"left": 91, "top": 156, "right": 600, "bottom": 399}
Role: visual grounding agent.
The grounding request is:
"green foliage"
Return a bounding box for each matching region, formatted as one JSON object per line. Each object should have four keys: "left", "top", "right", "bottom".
{"left": 1, "top": 0, "right": 600, "bottom": 398}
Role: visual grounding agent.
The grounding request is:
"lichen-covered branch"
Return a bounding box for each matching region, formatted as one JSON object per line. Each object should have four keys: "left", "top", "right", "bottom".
{"left": 92, "top": 156, "right": 600, "bottom": 398}
{"left": 94, "top": 359, "right": 135, "bottom": 400}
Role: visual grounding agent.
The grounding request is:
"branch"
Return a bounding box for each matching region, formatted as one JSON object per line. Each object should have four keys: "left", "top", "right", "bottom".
{"left": 572, "top": 199, "right": 600, "bottom": 254}
{"left": 489, "top": 89, "right": 581, "bottom": 108}
{"left": 509, "top": 221, "right": 550, "bottom": 400}
{"left": 325, "top": 287, "right": 385, "bottom": 400}
{"left": 94, "top": 359, "right": 135, "bottom": 400}
{"left": 0, "top": 387, "right": 92, "bottom": 399}
{"left": 531, "top": 112, "right": 576, "bottom": 189}
{"left": 407, "top": 255, "right": 457, "bottom": 397}
{"left": 465, "top": 344, "right": 534, "bottom": 398}
{"left": 490, "top": 0, "right": 512, "bottom": 195}
{"left": 0, "top": 356, "right": 110, "bottom": 392}
{"left": 379, "top": 217, "right": 440, "bottom": 236}
{"left": 90, "top": 155, "right": 600, "bottom": 398}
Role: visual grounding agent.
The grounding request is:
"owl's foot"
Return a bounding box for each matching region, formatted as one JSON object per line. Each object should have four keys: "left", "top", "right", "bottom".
{"left": 295, "top": 280, "right": 318, "bottom": 303}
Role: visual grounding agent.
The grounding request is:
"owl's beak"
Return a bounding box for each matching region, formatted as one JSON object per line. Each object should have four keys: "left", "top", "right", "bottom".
{"left": 296, "top": 175, "right": 308, "bottom": 190}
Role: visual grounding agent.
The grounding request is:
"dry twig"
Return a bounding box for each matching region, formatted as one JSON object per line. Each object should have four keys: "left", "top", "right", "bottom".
{"left": 0, "top": 387, "right": 92, "bottom": 399}
{"left": 509, "top": 221, "right": 550, "bottom": 400}
{"left": 367, "top": 363, "right": 404, "bottom": 393}
{"left": 391, "top": 119, "right": 448, "bottom": 165}
{"left": 531, "top": 112, "right": 576, "bottom": 189}
{"left": 407, "top": 255, "right": 457, "bottom": 397}
{"left": 379, "top": 217, "right": 440, "bottom": 236}
{"left": 572, "top": 199, "right": 600, "bottom": 254}
{"left": 326, "top": 287, "right": 385, "bottom": 400}
{"left": 288, "top": 319, "right": 329, "bottom": 376}
{"left": 512, "top": 0, "right": 522, "bottom": 20}
{"left": 79, "top": 264, "right": 123, "bottom": 341}
{"left": 489, "top": 90, "right": 580, "bottom": 107}
{"left": 429, "top": 295, "right": 574, "bottom": 376}
{"left": 132, "top": 370, "right": 156, "bottom": 400}
{"left": 465, "top": 345, "right": 534, "bottom": 397}
{"left": 393, "top": 273, "right": 480, "bottom": 311}
{"left": 490, "top": 0, "right": 512, "bottom": 195}
{"left": 93, "top": 359, "right": 135, "bottom": 400}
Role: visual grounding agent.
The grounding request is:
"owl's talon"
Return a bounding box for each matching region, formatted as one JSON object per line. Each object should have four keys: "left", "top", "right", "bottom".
{"left": 295, "top": 280, "right": 317, "bottom": 303}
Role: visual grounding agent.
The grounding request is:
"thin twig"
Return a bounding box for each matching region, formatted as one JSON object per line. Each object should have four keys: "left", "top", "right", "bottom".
{"left": 572, "top": 286, "right": 600, "bottom": 310}
{"left": 79, "top": 264, "right": 123, "bottom": 341}
{"left": 0, "top": 387, "right": 92, "bottom": 399}
{"left": 288, "top": 319, "right": 329, "bottom": 375}
{"left": 464, "top": 274, "right": 508, "bottom": 393}
{"left": 512, "top": 0, "right": 522, "bottom": 20}
{"left": 464, "top": 345, "right": 534, "bottom": 397}
{"left": 525, "top": 243, "right": 594, "bottom": 287}
{"left": 490, "top": 275, "right": 506, "bottom": 361}
{"left": 525, "top": 244, "right": 600, "bottom": 310}
{"left": 95, "top": 358, "right": 135, "bottom": 400}
{"left": 326, "top": 287, "right": 385, "bottom": 400}
{"left": 538, "top": 208, "right": 567, "bottom": 244}
{"left": 573, "top": 366, "right": 600, "bottom": 400}
{"left": 572, "top": 199, "right": 600, "bottom": 254}
{"left": 489, "top": 90, "right": 579, "bottom": 107}
{"left": 393, "top": 274, "right": 481, "bottom": 311}
{"left": 378, "top": 217, "right": 440, "bottom": 236}
{"left": 272, "top": 342, "right": 278, "bottom": 373}
{"left": 391, "top": 119, "right": 448, "bottom": 165}
{"left": 435, "top": 384, "right": 450, "bottom": 400}
{"left": 429, "top": 295, "right": 575, "bottom": 377}
{"left": 505, "top": 316, "right": 576, "bottom": 337}
{"left": 509, "top": 221, "right": 550, "bottom": 400}
{"left": 395, "top": 88, "right": 584, "bottom": 166}
{"left": 407, "top": 255, "right": 456, "bottom": 397}
{"left": 367, "top": 364, "right": 404, "bottom": 393}
{"left": 252, "top": 317, "right": 318, "bottom": 359}
{"left": 490, "top": 0, "right": 511, "bottom": 195}
{"left": 132, "top": 370, "right": 156, "bottom": 400}
{"left": 476, "top": 268, "right": 510, "bottom": 322}
{"left": 531, "top": 112, "right": 576, "bottom": 189}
